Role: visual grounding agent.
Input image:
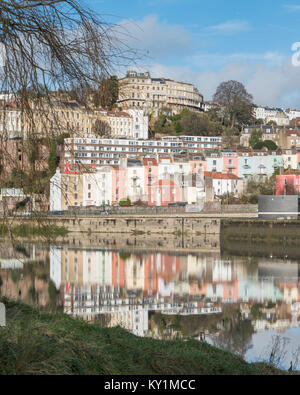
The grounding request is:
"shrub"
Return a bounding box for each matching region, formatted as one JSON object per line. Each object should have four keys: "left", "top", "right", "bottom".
{"left": 119, "top": 198, "right": 131, "bottom": 207}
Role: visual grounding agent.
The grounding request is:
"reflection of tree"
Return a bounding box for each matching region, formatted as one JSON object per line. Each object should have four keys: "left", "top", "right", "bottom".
{"left": 212, "top": 307, "right": 254, "bottom": 358}
{"left": 250, "top": 304, "right": 263, "bottom": 320}
{"left": 94, "top": 314, "right": 112, "bottom": 328}
{"left": 149, "top": 312, "right": 222, "bottom": 339}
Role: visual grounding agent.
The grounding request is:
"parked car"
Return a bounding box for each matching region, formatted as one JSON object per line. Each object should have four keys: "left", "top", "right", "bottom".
{"left": 16, "top": 211, "right": 34, "bottom": 217}
{"left": 168, "top": 202, "right": 188, "bottom": 207}
{"left": 49, "top": 211, "right": 65, "bottom": 216}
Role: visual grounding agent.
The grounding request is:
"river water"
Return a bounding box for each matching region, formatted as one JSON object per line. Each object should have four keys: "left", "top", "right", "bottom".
{"left": 0, "top": 236, "right": 299, "bottom": 371}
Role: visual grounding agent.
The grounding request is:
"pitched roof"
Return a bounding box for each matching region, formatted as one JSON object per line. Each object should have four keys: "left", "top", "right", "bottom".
{"left": 204, "top": 171, "right": 241, "bottom": 180}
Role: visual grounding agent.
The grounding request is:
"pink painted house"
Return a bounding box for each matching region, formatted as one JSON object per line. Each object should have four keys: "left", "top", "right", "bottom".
{"left": 276, "top": 171, "right": 300, "bottom": 195}
{"left": 222, "top": 152, "right": 239, "bottom": 177}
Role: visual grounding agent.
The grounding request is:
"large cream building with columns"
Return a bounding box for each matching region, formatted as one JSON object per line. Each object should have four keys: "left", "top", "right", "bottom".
{"left": 118, "top": 70, "right": 204, "bottom": 116}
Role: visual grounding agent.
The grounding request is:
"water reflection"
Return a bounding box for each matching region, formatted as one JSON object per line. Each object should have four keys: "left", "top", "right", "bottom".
{"left": 0, "top": 240, "right": 300, "bottom": 370}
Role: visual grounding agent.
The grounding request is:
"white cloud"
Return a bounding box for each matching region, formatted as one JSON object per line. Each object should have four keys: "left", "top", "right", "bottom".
{"left": 147, "top": 58, "right": 300, "bottom": 108}
{"left": 284, "top": 4, "right": 300, "bottom": 11}
{"left": 246, "top": 60, "right": 300, "bottom": 107}
{"left": 190, "top": 51, "right": 285, "bottom": 69}
{"left": 203, "top": 20, "right": 251, "bottom": 35}
{"left": 119, "top": 15, "right": 193, "bottom": 61}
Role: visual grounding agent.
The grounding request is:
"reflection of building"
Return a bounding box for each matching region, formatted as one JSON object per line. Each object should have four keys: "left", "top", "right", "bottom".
{"left": 0, "top": 243, "right": 50, "bottom": 306}
{"left": 49, "top": 246, "right": 300, "bottom": 337}
{"left": 50, "top": 248, "right": 223, "bottom": 336}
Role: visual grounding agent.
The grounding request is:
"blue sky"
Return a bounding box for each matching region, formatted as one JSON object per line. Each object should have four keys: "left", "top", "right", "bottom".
{"left": 85, "top": 0, "right": 300, "bottom": 108}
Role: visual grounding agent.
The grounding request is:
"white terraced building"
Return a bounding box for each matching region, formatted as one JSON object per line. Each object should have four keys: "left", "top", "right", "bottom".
{"left": 63, "top": 135, "right": 222, "bottom": 168}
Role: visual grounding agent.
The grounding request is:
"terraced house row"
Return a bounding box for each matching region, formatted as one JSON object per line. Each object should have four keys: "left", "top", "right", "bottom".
{"left": 50, "top": 153, "right": 246, "bottom": 209}
{"left": 51, "top": 141, "right": 300, "bottom": 209}
{"left": 206, "top": 149, "right": 300, "bottom": 179}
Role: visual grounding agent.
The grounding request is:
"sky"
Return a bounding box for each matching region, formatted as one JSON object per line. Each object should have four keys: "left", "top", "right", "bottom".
{"left": 84, "top": 0, "right": 300, "bottom": 108}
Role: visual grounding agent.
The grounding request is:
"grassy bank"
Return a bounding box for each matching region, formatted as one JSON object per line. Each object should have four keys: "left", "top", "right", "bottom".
{"left": 0, "top": 224, "right": 68, "bottom": 239}
{"left": 0, "top": 299, "right": 291, "bottom": 375}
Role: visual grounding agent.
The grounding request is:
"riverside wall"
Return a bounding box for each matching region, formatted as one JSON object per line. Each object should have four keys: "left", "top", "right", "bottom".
{"left": 6, "top": 215, "right": 222, "bottom": 235}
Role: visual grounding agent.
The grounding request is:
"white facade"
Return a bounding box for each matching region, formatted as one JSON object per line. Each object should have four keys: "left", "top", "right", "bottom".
{"left": 282, "top": 151, "right": 298, "bottom": 169}
{"left": 83, "top": 169, "right": 113, "bottom": 207}
{"left": 104, "top": 112, "right": 133, "bottom": 138}
{"left": 158, "top": 161, "right": 190, "bottom": 179}
{"left": 286, "top": 109, "right": 300, "bottom": 120}
{"left": 212, "top": 176, "right": 245, "bottom": 197}
{"left": 50, "top": 170, "right": 62, "bottom": 211}
{"left": 0, "top": 109, "right": 22, "bottom": 138}
{"left": 126, "top": 165, "right": 146, "bottom": 202}
{"left": 266, "top": 112, "right": 289, "bottom": 126}
{"left": 254, "top": 107, "right": 280, "bottom": 121}
{"left": 127, "top": 109, "right": 149, "bottom": 139}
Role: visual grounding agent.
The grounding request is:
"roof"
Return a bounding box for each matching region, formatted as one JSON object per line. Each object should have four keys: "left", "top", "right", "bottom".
{"left": 158, "top": 179, "right": 176, "bottom": 186}
{"left": 106, "top": 110, "right": 131, "bottom": 118}
{"left": 52, "top": 101, "right": 80, "bottom": 109}
{"left": 286, "top": 130, "right": 300, "bottom": 137}
{"left": 204, "top": 171, "right": 241, "bottom": 180}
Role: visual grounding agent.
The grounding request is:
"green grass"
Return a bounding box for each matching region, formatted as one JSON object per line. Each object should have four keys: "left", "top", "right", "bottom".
{"left": 0, "top": 299, "right": 293, "bottom": 375}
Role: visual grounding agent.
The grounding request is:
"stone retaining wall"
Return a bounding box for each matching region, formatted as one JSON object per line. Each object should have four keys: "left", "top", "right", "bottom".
{"left": 8, "top": 215, "right": 221, "bottom": 235}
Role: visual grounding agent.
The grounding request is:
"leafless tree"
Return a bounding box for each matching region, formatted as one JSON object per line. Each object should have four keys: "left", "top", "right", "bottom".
{"left": 0, "top": 0, "right": 139, "bottom": 241}
{"left": 93, "top": 119, "right": 111, "bottom": 138}
{"left": 259, "top": 335, "right": 290, "bottom": 370}
{"left": 0, "top": 0, "right": 136, "bottom": 102}
{"left": 213, "top": 81, "right": 254, "bottom": 129}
